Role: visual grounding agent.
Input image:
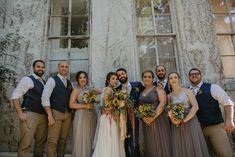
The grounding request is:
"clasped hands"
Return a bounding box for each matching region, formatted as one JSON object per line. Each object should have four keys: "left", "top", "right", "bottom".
{"left": 143, "top": 117, "right": 155, "bottom": 125}
{"left": 168, "top": 110, "right": 183, "bottom": 126}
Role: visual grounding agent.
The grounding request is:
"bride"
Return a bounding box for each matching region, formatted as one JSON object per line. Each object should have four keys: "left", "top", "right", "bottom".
{"left": 92, "top": 72, "right": 125, "bottom": 157}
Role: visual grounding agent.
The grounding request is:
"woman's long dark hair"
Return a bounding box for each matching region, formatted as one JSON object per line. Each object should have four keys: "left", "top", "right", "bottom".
{"left": 76, "top": 71, "right": 88, "bottom": 85}
{"left": 105, "top": 72, "right": 117, "bottom": 87}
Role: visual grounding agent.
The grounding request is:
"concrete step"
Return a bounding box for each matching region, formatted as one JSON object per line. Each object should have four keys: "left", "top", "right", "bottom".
{"left": 0, "top": 152, "right": 71, "bottom": 157}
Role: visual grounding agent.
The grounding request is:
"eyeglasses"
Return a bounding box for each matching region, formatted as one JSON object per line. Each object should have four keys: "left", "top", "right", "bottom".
{"left": 189, "top": 72, "right": 200, "bottom": 76}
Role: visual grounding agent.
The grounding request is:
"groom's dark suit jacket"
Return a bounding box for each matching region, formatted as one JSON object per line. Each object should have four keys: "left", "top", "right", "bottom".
{"left": 116, "top": 81, "right": 144, "bottom": 157}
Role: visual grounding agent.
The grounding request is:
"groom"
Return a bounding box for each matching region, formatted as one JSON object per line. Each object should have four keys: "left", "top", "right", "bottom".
{"left": 116, "top": 68, "right": 143, "bottom": 157}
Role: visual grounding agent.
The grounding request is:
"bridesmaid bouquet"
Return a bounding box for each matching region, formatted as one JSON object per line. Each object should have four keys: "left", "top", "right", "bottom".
{"left": 78, "top": 91, "right": 99, "bottom": 104}
{"left": 167, "top": 103, "right": 185, "bottom": 120}
{"left": 134, "top": 103, "right": 156, "bottom": 119}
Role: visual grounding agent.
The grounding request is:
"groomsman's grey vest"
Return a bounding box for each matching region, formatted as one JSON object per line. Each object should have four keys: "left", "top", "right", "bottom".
{"left": 50, "top": 76, "right": 72, "bottom": 113}
{"left": 195, "top": 83, "right": 224, "bottom": 126}
{"left": 22, "top": 75, "right": 46, "bottom": 114}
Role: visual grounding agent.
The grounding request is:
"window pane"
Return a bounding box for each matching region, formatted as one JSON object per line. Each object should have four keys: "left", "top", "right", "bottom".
{"left": 51, "top": 0, "right": 69, "bottom": 15}
{"left": 70, "top": 60, "right": 89, "bottom": 82}
{"left": 213, "top": 14, "right": 232, "bottom": 33}
{"left": 139, "top": 58, "right": 156, "bottom": 74}
{"left": 211, "top": 0, "right": 228, "bottom": 13}
{"left": 136, "top": 16, "right": 154, "bottom": 34}
{"left": 71, "top": 16, "right": 89, "bottom": 35}
{"left": 48, "top": 61, "right": 60, "bottom": 77}
{"left": 155, "top": 15, "right": 172, "bottom": 33}
{"left": 71, "top": 39, "right": 88, "bottom": 48}
{"left": 218, "top": 35, "right": 235, "bottom": 55}
{"left": 232, "top": 14, "right": 235, "bottom": 31}
{"left": 233, "top": 35, "right": 235, "bottom": 46}
{"left": 157, "top": 37, "right": 175, "bottom": 57}
{"left": 71, "top": 39, "right": 89, "bottom": 59}
{"left": 136, "top": 0, "right": 152, "bottom": 15}
{"left": 153, "top": 0, "right": 170, "bottom": 14}
{"left": 72, "top": 0, "right": 89, "bottom": 15}
{"left": 49, "top": 39, "right": 69, "bottom": 60}
{"left": 221, "top": 56, "right": 235, "bottom": 77}
{"left": 137, "top": 38, "right": 156, "bottom": 58}
{"left": 159, "top": 58, "right": 176, "bottom": 72}
{"left": 50, "top": 39, "right": 68, "bottom": 49}
{"left": 49, "top": 17, "right": 68, "bottom": 36}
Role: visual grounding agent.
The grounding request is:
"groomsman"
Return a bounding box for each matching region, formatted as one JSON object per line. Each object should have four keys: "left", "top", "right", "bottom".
{"left": 188, "top": 68, "right": 234, "bottom": 157}
{"left": 42, "top": 60, "right": 73, "bottom": 157}
{"left": 116, "top": 68, "right": 143, "bottom": 157}
{"left": 12, "top": 60, "right": 47, "bottom": 157}
{"left": 153, "top": 65, "right": 170, "bottom": 94}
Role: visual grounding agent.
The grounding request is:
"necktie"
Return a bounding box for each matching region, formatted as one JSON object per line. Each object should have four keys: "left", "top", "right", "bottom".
{"left": 38, "top": 78, "right": 44, "bottom": 85}
{"left": 62, "top": 78, "right": 67, "bottom": 87}
{"left": 191, "top": 87, "right": 198, "bottom": 95}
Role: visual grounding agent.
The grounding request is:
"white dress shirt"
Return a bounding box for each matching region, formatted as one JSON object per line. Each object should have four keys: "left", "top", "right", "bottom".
{"left": 41, "top": 74, "right": 67, "bottom": 107}
{"left": 11, "top": 73, "right": 43, "bottom": 99}
{"left": 190, "top": 81, "right": 234, "bottom": 107}
{"left": 121, "top": 82, "right": 132, "bottom": 94}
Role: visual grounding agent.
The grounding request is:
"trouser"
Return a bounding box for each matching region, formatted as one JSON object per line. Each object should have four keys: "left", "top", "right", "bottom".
{"left": 18, "top": 111, "right": 47, "bottom": 157}
{"left": 202, "top": 123, "right": 233, "bottom": 157}
{"left": 125, "top": 116, "right": 140, "bottom": 157}
{"left": 47, "top": 109, "right": 72, "bottom": 157}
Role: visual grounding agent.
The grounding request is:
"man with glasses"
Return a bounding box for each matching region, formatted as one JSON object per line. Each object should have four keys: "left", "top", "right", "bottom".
{"left": 188, "top": 68, "right": 234, "bottom": 157}
{"left": 153, "top": 65, "right": 170, "bottom": 94}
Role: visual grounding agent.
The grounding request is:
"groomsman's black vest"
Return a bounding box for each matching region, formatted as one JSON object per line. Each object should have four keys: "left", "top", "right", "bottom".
{"left": 50, "top": 76, "right": 72, "bottom": 113}
{"left": 22, "top": 75, "right": 46, "bottom": 114}
{"left": 196, "top": 83, "right": 224, "bottom": 126}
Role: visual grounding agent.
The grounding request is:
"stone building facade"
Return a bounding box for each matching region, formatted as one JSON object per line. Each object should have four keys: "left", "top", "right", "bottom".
{"left": 0, "top": 0, "right": 234, "bottom": 153}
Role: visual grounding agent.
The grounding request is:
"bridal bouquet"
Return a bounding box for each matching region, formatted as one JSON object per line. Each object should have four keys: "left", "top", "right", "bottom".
{"left": 135, "top": 102, "right": 156, "bottom": 119}
{"left": 167, "top": 103, "right": 185, "bottom": 121}
{"left": 78, "top": 91, "right": 99, "bottom": 104}
{"left": 105, "top": 90, "right": 134, "bottom": 140}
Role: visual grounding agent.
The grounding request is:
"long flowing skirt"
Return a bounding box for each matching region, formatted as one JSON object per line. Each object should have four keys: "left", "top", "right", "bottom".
{"left": 72, "top": 109, "right": 97, "bottom": 157}
{"left": 171, "top": 116, "right": 209, "bottom": 157}
{"left": 92, "top": 114, "right": 125, "bottom": 157}
{"left": 143, "top": 112, "right": 172, "bottom": 157}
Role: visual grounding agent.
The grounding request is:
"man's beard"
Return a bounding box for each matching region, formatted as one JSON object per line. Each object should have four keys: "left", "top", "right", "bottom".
{"left": 35, "top": 71, "right": 44, "bottom": 77}
{"left": 119, "top": 77, "right": 128, "bottom": 84}
{"left": 157, "top": 74, "right": 165, "bottom": 80}
{"left": 189, "top": 79, "right": 199, "bottom": 86}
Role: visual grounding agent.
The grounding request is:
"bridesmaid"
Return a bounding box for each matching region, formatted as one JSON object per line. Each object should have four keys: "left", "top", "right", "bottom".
{"left": 167, "top": 72, "right": 209, "bottom": 157}
{"left": 69, "top": 71, "right": 101, "bottom": 157}
{"left": 139, "top": 70, "right": 172, "bottom": 157}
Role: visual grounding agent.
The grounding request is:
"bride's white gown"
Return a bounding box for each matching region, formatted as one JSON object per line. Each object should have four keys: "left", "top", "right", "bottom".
{"left": 92, "top": 87, "right": 125, "bottom": 157}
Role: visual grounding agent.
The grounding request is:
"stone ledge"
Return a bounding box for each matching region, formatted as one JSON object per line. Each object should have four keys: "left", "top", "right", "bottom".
{"left": 0, "top": 152, "right": 71, "bottom": 157}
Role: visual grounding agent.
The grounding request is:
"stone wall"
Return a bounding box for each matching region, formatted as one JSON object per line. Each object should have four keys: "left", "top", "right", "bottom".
{"left": 0, "top": 0, "right": 48, "bottom": 151}
{"left": 0, "top": 0, "right": 234, "bottom": 153}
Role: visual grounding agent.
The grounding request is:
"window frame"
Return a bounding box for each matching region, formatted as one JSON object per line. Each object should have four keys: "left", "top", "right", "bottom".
{"left": 135, "top": 0, "right": 179, "bottom": 78}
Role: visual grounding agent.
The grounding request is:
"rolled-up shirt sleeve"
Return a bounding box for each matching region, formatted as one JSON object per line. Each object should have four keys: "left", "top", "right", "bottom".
{"left": 11, "top": 77, "right": 33, "bottom": 99}
{"left": 41, "top": 77, "right": 55, "bottom": 107}
{"left": 211, "top": 84, "right": 234, "bottom": 107}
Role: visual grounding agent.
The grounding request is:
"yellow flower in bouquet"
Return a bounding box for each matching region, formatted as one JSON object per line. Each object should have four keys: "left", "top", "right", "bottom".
{"left": 135, "top": 102, "right": 155, "bottom": 119}
{"left": 78, "top": 91, "right": 99, "bottom": 104}
{"left": 167, "top": 103, "right": 185, "bottom": 120}
{"left": 105, "top": 90, "right": 133, "bottom": 114}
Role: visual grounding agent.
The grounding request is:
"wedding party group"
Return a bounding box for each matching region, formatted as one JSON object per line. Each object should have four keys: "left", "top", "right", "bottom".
{"left": 11, "top": 60, "right": 234, "bottom": 157}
